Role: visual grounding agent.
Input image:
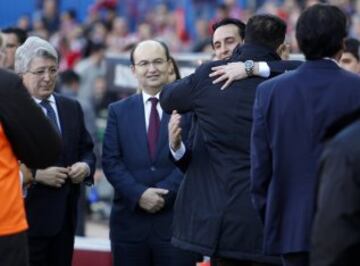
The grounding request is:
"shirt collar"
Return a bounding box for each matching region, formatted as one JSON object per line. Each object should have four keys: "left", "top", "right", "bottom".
{"left": 142, "top": 91, "right": 160, "bottom": 106}
{"left": 323, "top": 57, "right": 339, "bottom": 66}
{"left": 33, "top": 94, "right": 56, "bottom": 104}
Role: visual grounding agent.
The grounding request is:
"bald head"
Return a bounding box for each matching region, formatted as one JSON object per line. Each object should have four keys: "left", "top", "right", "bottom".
{"left": 130, "top": 40, "right": 169, "bottom": 65}
{"left": 130, "top": 40, "right": 171, "bottom": 95}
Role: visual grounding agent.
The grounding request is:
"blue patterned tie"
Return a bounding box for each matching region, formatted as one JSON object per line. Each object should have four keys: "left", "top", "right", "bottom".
{"left": 40, "top": 99, "right": 60, "bottom": 133}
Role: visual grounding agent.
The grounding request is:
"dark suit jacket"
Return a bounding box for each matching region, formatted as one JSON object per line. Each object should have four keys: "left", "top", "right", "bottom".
{"left": 251, "top": 59, "right": 360, "bottom": 255}
{"left": 0, "top": 69, "right": 61, "bottom": 168}
{"left": 102, "top": 93, "right": 190, "bottom": 243}
{"left": 311, "top": 109, "right": 360, "bottom": 266}
{"left": 160, "top": 44, "right": 280, "bottom": 263}
{"left": 25, "top": 93, "right": 96, "bottom": 237}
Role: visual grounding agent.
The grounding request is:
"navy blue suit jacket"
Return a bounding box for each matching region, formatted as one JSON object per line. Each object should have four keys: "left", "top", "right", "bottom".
{"left": 251, "top": 59, "right": 360, "bottom": 255}
{"left": 25, "top": 94, "right": 96, "bottom": 237}
{"left": 102, "top": 93, "right": 190, "bottom": 243}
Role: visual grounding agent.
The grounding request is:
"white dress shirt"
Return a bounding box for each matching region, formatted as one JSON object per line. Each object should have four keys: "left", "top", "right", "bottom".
{"left": 142, "top": 91, "right": 163, "bottom": 131}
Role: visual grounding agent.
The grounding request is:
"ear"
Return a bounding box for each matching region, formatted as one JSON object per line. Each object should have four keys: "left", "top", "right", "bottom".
{"left": 276, "top": 43, "right": 290, "bottom": 60}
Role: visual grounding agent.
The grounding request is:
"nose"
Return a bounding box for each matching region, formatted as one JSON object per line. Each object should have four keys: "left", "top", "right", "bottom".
{"left": 147, "top": 62, "right": 157, "bottom": 72}
{"left": 43, "top": 71, "right": 51, "bottom": 81}
{"left": 220, "top": 45, "right": 230, "bottom": 59}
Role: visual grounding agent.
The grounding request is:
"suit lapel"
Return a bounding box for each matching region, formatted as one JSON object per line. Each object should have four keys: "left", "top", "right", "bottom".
{"left": 53, "top": 94, "right": 69, "bottom": 146}
{"left": 133, "top": 94, "right": 151, "bottom": 163}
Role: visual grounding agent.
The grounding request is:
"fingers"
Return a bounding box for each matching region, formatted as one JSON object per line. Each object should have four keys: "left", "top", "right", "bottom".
{"left": 209, "top": 68, "right": 225, "bottom": 78}
{"left": 152, "top": 188, "right": 169, "bottom": 195}
{"left": 212, "top": 73, "right": 228, "bottom": 84}
{"left": 220, "top": 77, "right": 234, "bottom": 90}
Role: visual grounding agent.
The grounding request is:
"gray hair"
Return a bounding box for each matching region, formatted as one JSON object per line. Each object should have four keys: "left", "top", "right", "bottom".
{"left": 14, "top": 36, "right": 58, "bottom": 74}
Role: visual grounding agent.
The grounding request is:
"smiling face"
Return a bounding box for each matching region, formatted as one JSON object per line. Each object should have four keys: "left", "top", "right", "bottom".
{"left": 131, "top": 41, "right": 170, "bottom": 95}
{"left": 22, "top": 56, "right": 58, "bottom": 100}
{"left": 212, "top": 24, "right": 243, "bottom": 60}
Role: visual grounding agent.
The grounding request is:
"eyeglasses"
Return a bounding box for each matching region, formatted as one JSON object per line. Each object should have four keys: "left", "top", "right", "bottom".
{"left": 134, "top": 58, "right": 168, "bottom": 69}
{"left": 27, "top": 67, "right": 58, "bottom": 78}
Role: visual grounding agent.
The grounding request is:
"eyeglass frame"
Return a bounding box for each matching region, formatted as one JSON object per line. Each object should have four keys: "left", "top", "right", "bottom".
{"left": 26, "top": 67, "right": 59, "bottom": 78}
{"left": 133, "top": 58, "right": 169, "bottom": 69}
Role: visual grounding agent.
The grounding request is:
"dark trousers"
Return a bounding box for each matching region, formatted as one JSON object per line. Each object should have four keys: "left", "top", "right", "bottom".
{"left": 111, "top": 235, "right": 199, "bottom": 266}
{"left": 217, "top": 257, "right": 277, "bottom": 266}
{"left": 281, "top": 252, "right": 309, "bottom": 266}
{"left": 0, "top": 230, "right": 29, "bottom": 266}
{"left": 28, "top": 216, "right": 75, "bottom": 266}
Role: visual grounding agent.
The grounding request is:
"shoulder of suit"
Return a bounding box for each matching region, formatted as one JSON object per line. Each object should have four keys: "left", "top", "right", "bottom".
{"left": 109, "top": 93, "right": 140, "bottom": 110}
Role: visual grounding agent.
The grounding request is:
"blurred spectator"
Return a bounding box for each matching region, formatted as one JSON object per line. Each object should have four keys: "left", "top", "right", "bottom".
{"left": 0, "top": 33, "right": 6, "bottom": 67}
{"left": 106, "top": 17, "right": 136, "bottom": 53}
{"left": 40, "top": 0, "right": 60, "bottom": 34}
{"left": 1, "top": 27, "right": 27, "bottom": 70}
{"left": 339, "top": 38, "right": 360, "bottom": 74}
{"left": 75, "top": 42, "right": 106, "bottom": 106}
{"left": 16, "top": 14, "right": 32, "bottom": 32}
{"left": 191, "top": 19, "right": 211, "bottom": 52}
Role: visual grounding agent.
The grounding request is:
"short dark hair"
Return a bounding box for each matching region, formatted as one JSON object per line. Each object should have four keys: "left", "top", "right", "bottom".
{"left": 60, "top": 70, "right": 80, "bottom": 85}
{"left": 244, "top": 14, "right": 286, "bottom": 51}
{"left": 296, "top": 4, "right": 347, "bottom": 60}
{"left": 2, "top": 27, "right": 28, "bottom": 45}
{"left": 212, "top": 18, "right": 246, "bottom": 40}
{"left": 344, "top": 38, "right": 360, "bottom": 61}
{"left": 130, "top": 40, "right": 170, "bottom": 65}
{"left": 169, "top": 56, "right": 181, "bottom": 80}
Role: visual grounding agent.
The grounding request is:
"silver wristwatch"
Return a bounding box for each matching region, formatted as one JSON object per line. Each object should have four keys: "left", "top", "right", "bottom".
{"left": 244, "top": 60, "right": 255, "bottom": 77}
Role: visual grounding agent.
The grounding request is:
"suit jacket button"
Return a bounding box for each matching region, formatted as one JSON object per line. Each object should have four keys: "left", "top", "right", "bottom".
{"left": 150, "top": 166, "right": 156, "bottom": 171}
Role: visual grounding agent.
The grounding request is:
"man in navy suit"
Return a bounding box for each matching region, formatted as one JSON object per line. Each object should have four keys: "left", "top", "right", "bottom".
{"left": 250, "top": 4, "right": 360, "bottom": 266}
{"left": 102, "top": 40, "right": 198, "bottom": 266}
{"left": 15, "top": 36, "right": 96, "bottom": 266}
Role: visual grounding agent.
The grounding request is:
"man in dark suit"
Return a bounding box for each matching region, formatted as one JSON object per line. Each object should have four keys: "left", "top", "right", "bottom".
{"left": 161, "top": 15, "right": 287, "bottom": 266}
{"left": 102, "top": 40, "right": 198, "bottom": 266}
{"left": 0, "top": 68, "right": 62, "bottom": 266}
{"left": 15, "top": 36, "right": 96, "bottom": 266}
{"left": 250, "top": 4, "right": 360, "bottom": 266}
{"left": 311, "top": 109, "right": 360, "bottom": 266}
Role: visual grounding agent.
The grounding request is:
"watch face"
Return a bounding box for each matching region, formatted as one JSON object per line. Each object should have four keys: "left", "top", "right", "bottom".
{"left": 245, "top": 60, "right": 254, "bottom": 68}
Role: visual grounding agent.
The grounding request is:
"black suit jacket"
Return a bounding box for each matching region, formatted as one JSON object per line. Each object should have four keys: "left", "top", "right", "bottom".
{"left": 0, "top": 69, "right": 61, "bottom": 168}
{"left": 25, "top": 93, "right": 96, "bottom": 237}
{"left": 160, "top": 44, "right": 281, "bottom": 263}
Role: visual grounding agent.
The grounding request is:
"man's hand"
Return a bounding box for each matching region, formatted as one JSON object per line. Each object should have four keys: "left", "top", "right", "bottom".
{"left": 210, "top": 62, "right": 247, "bottom": 90}
{"left": 168, "top": 110, "right": 182, "bottom": 151}
{"left": 35, "top": 167, "right": 69, "bottom": 188}
{"left": 139, "top": 188, "right": 169, "bottom": 213}
{"left": 20, "top": 163, "right": 33, "bottom": 185}
{"left": 68, "top": 162, "right": 90, "bottom": 184}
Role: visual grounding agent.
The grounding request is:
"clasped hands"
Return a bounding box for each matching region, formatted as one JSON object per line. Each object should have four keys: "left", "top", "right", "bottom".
{"left": 32, "top": 162, "right": 89, "bottom": 188}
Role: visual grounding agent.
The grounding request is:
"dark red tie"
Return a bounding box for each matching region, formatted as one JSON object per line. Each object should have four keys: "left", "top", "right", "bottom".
{"left": 147, "top": 97, "right": 160, "bottom": 161}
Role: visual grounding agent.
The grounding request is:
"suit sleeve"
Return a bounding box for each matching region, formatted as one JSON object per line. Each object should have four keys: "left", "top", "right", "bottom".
{"left": 160, "top": 65, "right": 204, "bottom": 114}
{"left": 102, "top": 105, "right": 147, "bottom": 211}
{"left": 267, "top": 60, "right": 302, "bottom": 77}
{"left": 311, "top": 144, "right": 360, "bottom": 266}
{"left": 75, "top": 101, "right": 96, "bottom": 184}
{"left": 0, "top": 71, "right": 62, "bottom": 168}
{"left": 250, "top": 84, "right": 272, "bottom": 222}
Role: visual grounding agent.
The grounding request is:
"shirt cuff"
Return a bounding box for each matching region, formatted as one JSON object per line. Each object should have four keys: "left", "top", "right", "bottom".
{"left": 170, "top": 142, "right": 186, "bottom": 161}
{"left": 259, "top": 62, "right": 270, "bottom": 78}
